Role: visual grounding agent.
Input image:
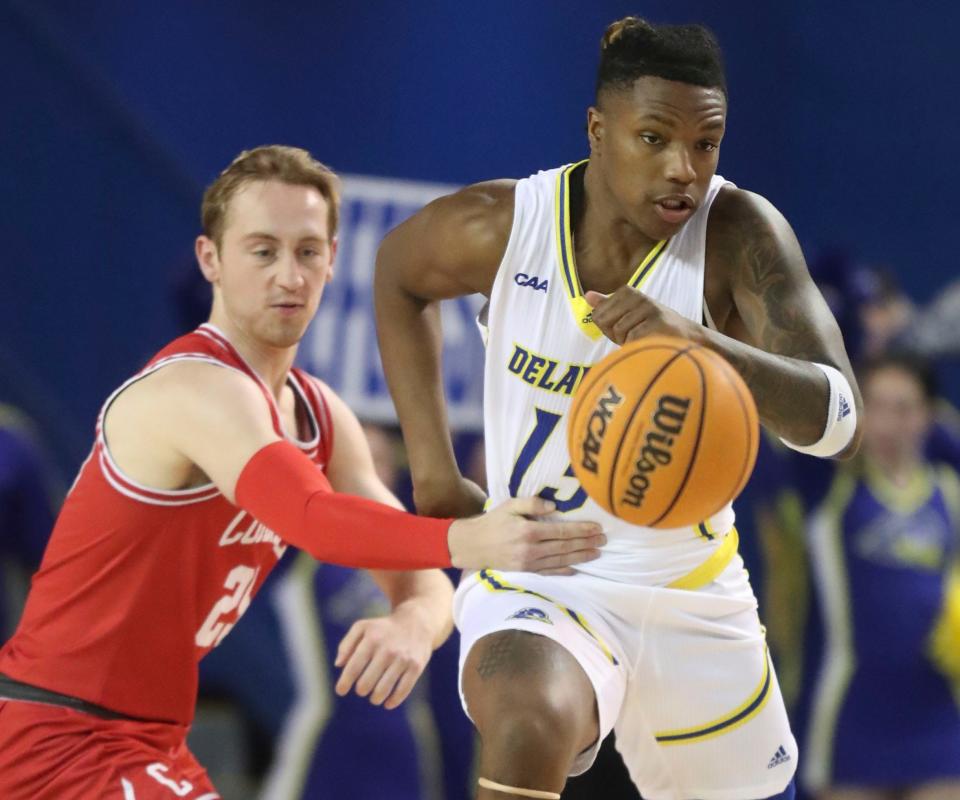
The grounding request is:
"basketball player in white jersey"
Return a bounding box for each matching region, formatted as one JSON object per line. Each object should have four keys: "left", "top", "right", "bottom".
{"left": 375, "top": 17, "right": 862, "bottom": 800}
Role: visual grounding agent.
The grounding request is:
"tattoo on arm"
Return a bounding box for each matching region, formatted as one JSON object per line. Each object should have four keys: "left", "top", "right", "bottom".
{"left": 738, "top": 227, "right": 830, "bottom": 364}
{"left": 707, "top": 192, "right": 853, "bottom": 444}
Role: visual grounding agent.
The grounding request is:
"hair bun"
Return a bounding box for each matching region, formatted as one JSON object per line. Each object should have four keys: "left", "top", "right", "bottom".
{"left": 601, "top": 16, "right": 654, "bottom": 50}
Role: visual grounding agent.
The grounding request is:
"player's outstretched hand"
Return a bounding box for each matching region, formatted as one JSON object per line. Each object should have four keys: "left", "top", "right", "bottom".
{"left": 447, "top": 497, "right": 606, "bottom": 575}
{"left": 333, "top": 605, "right": 434, "bottom": 710}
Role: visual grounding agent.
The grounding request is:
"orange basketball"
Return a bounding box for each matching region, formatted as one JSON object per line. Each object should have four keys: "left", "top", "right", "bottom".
{"left": 567, "top": 336, "right": 759, "bottom": 529}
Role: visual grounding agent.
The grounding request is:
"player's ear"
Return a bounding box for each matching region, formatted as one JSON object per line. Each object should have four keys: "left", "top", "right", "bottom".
{"left": 195, "top": 235, "right": 220, "bottom": 284}
{"left": 587, "top": 106, "right": 604, "bottom": 153}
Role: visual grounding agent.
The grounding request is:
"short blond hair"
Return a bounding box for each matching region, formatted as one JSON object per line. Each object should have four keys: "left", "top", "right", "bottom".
{"left": 201, "top": 145, "right": 341, "bottom": 247}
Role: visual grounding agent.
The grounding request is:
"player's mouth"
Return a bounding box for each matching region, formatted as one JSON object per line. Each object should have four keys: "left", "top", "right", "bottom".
{"left": 271, "top": 302, "right": 305, "bottom": 317}
{"left": 652, "top": 194, "right": 696, "bottom": 225}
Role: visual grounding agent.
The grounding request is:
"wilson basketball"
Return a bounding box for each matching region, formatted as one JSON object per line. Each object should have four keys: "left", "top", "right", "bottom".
{"left": 567, "top": 336, "right": 759, "bottom": 529}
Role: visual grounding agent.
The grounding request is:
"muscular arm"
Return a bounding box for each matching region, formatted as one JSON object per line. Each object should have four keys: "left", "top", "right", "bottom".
{"left": 375, "top": 181, "right": 515, "bottom": 514}
{"left": 106, "top": 361, "right": 604, "bottom": 572}
{"left": 105, "top": 362, "right": 452, "bottom": 567}
{"left": 700, "top": 188, "right": 863, "bottom": 454}
{"left": 587, "top": 188, "right": 861, "bottom": 456}
{"left": 318, "top": 380, "right": 453, "bottom": 649}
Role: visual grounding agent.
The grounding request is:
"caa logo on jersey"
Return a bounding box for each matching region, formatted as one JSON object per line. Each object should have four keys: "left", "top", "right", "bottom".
{"left": 514, "top": 273, "right": 549, "bottom": 293}
{"left": 508, "top": 607, "right": 553, "bottom": 624}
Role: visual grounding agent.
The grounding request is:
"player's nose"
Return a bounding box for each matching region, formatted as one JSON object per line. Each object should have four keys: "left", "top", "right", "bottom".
{"left": 664, "top": 143, "right": 696, "bottom": 185}
{"left": 274, "top": 253, "right": 305, "bottom": 289}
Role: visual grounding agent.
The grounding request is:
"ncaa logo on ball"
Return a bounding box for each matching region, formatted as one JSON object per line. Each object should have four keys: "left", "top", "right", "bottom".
{"left": 580, "top": 384, "right": 624, "bottom": 474}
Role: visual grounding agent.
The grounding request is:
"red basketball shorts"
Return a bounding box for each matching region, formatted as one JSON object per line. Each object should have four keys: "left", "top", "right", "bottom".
{"left": 0, "top": 700, "right": 219, "bottom": 799}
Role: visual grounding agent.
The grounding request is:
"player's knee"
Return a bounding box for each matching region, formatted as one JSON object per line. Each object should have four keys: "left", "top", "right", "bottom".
{"left": 472, "top": 677, "right": 595, "bottom": 769}
{"left": 478, "top": 701, "right": 581, "bottom": 767}
{"left": 463, "top": 632, "right": 596, "bottom": 756}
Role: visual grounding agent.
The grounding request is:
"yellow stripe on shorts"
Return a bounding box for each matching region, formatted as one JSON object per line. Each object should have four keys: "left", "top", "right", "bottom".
{"left": 667, "top": 527, "right": 739, "bottom": 591}
{"left": 478, "top": 569, "right": 619, "bottom": 665}
{"left": 655, "top": 646, "right": 772, "bottom": 745}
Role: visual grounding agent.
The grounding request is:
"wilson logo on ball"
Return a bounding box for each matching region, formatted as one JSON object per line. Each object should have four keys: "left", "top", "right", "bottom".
{"left": 621, "top": 394, "right": 690, "bottom": 509}
{"left": 580, "top": 384, "right": 624, "bottom": 474}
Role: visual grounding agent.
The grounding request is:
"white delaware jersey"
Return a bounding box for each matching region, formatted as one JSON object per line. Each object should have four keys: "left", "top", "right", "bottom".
{"left": 480, "top": 161, "right": 737, "bottom": 585}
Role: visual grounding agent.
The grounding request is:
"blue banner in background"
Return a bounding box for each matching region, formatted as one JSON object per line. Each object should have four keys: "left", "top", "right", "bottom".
{"left": 299, "top": 175, "right": 486, "bottom": 432}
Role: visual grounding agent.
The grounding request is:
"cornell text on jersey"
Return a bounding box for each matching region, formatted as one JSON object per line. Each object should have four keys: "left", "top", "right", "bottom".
{"left": 219, "top": 510, "right": 287, "bottom": 558}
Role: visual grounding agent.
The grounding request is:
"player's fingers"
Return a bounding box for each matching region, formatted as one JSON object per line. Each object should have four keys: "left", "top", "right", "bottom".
{"left": 531, "top": 547, "right": 602, "bottom": 571}
{"left": 353, "top": 650, "right": 394, "bottom": 698}
{"left": 334, "top": 638, "right": 373, "bottom": 696}
{"left": 368, "top": 660, "right": 407, "bottom": 706}
{"left": 533, "top": 533, "right": 606, "bottom": 555}
{"left": 500, "top": 496, "right": 557, "bottom": 518}
{"left": 587, "top": 286, "right": 638, "bottom": 320}
{"left": 610, "top": 309, "right": 650, "bottom": 345}
{"left": 584, "top": 290, "right": 609, "bottom": 308}
{"left": 526, "top": 521, "right": 605, "bottom": 542}
{"left": 532, "top": 567, "right": 577, "bottom": 576}
{"left": 624, "top": 325, "right": 652, "bottom": 343}
{"left": 384, "top": 666, "right": 421, "bottom": 711}
{"left": 335, "top": 622, "right": 366, "bottom": 668}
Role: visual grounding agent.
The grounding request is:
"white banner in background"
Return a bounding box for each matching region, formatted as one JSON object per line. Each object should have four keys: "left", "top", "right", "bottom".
{"left": 299, "top": 174, "right": 486, "bottom": 431}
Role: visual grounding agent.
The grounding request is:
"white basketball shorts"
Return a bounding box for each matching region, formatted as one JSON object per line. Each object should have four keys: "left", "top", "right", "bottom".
{"left": 454, "top": 553, "right": 797, "bottom": 800}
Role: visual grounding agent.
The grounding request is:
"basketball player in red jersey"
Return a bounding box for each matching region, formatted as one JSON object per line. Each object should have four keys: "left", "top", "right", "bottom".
{"left": 0, "top": 146, "right": 605, "bottom": 799}
{"left": 375, "top": 18, "right": 863, "bottom": 800}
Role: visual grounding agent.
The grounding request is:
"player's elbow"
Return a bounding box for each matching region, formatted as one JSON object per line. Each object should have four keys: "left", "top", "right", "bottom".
{"left": 374, "top": 230, "right": 422, "bottom": 311}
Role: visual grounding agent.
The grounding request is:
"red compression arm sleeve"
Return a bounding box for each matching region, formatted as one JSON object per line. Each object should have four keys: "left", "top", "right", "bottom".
{"left": 235, "top": 441, "right": 453, "bottom": 569}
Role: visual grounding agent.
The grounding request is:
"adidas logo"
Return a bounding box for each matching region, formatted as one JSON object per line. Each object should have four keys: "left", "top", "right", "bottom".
{"left": 767, "top": 745, "right": 791, "bottom": 769}
{"left": 838, "top": 395, "right": 851, "bottom": 420}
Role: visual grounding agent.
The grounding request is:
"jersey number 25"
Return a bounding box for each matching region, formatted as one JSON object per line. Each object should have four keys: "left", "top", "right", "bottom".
{"left": 195, "top": 565, "right": 259, "bottom": 648}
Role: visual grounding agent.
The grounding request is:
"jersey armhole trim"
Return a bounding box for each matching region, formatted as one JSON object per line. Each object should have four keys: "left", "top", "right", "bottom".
{"left": 96, "top": 354, "right": 242, "bottom": 505}
{"left": 296, "top": 372, "right": 334, "bottom": 467}
{"left": 285, "top": 370, "right": 323, "bottom": 456}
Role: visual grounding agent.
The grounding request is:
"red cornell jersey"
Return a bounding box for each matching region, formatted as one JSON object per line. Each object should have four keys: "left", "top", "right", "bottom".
{"left": 0, "top": 323, "right": 333, "bottom": 725}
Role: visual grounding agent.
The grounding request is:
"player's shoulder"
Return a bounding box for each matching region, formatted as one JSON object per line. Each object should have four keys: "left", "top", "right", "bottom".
{"left": 708, "top": 185, "right": 782, "bottom": 233}
{"left": 706, "top": 185, "right": 797, "bottom": 273}
{"left": 378, "top": 179, "right": 518, "bottom": 293}
{"left": 146, "top": 357, "right": 252, "bottom": 392}
{"left": 423, "top": 179, "right": 518, "bottom": 233}
{"left": 117, "top": 359, "right": 264, "bottom": 423}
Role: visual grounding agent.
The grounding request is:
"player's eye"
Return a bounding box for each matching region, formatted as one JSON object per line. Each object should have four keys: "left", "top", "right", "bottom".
{"left": 698, "top": 141, "right": 719, "bottom": 152}
{"left": 639, "top": 133, "right": 662, "bottom": 145}
{"left": 253, "top": 249, "right": 273, "bottom": 258}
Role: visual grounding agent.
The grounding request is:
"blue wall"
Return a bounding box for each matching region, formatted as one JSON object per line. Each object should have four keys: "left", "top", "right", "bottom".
{"left": 2, "top": 0, "right": 955, "bottom": 471}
